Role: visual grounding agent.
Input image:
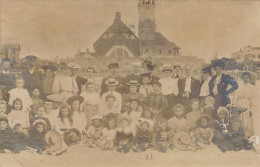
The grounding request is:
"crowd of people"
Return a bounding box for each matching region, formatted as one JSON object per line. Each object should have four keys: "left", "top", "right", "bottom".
{"left": 0, "top": 55, "right": 257, "bottom": 155}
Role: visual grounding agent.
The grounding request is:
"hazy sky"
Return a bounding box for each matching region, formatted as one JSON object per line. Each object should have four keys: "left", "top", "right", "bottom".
{"left": 1, "top": 0, "right": 260, "bottom": 62}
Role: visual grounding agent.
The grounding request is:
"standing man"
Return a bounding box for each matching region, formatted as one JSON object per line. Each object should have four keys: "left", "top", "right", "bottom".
{"left": 159, "top": 64, "right": 178, "bottom": 108}
{"left": 22, "top": 55, "right": 41, "bottom": 93}
{"left": 177, "top": 65, "right": 201, "bottom": 104}
{"left": 100, "top": 63, "right": 125, "bottom": 96}
{"left": 125, "top": 61, "right": 142, "bottom": 84}
{"left": 68, "top": 63, "right": 87, "bottom": 95}
{"left": 172, "top": 64, "right": 182, "bottom": 79}
{"left": 0, "top": 59, "right": 16, "bottom": 92}
{"left": 199, "top": 65, "right": 213, "bottom": 104}
{"left": 0, "top": 59, "right": 16, "bottom": 102}
{"left": 52, "top": 63, "right": 78, "bottom": 101}
{"left": 209, "top": 60, "right": 238, "bottom": 109}
{"left": 145, "top": 63, "right": 159, "bottom": 85}
{"left": 40, "top": 64, "right": 57, "bottom": 99}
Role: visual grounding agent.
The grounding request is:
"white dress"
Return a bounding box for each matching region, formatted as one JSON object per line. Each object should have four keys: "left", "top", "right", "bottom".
{"left": 8, "top": 109, "right": 30, "bottom": 128}
{"left": 234, "top": 82, "right": 255, "bottom": 137}
{"left": 73, "top": 111, "right": 87, "bottom": 133}
{"left": 8, "top": 88, "right": 32, "bottom": 111}
{"left": 159, "top": 77, "right": 178, "bottom": 96}
{"left": 52, "top": 75, "right": 78, "bottom": 101}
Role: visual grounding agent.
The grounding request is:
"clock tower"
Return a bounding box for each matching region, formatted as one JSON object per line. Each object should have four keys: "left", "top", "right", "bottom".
{"left": 138, "top": 0, "right": 156, "bottom": 40}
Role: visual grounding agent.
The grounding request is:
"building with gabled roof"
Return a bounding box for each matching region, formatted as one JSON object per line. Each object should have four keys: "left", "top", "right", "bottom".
{"left": 76, "top": 0, "right": 180, "bottom": 59}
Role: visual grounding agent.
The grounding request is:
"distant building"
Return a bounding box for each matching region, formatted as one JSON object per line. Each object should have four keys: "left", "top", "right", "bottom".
{"left": 0, "top": 43, "right": 21, "bottom": 62}
{"left": 231, "top": 45, "right": 260, "bottom": 79}
{"left": 76, "top": 0, "right": 180, "bottom": 58}
{"left": 75, "top": 48, "right": 95, "bottom": 59}
{"left": 231, "top": 45, "right": 260, "bottom": 63}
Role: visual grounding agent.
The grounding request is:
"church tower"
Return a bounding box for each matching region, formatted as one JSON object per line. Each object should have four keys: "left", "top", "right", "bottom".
{"left": 138, "top": 0, "right": 156, "bottom": 40}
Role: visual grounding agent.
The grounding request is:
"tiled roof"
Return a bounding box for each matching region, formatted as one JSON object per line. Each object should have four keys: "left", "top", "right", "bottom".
{"left": 140, "top": 32, "right": 180, "bottom": 49}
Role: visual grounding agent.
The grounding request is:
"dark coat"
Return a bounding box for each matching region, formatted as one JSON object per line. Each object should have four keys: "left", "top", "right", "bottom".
{"left": 209, "top": 74, "right": 238, "bottom": 107}
{"left": 0, "top": 72, "right": 16, "bottom": 92}
{"left": 178, "top": 77, "right": 201, "bottom": 98}
{"left": 0, "top": 126, "right": 15, "bottom": 152}
{"left": 22, "top": 69, "right": 42, "bottom": 93}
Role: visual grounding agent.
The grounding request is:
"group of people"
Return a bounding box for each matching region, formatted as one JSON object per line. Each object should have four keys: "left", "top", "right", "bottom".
{"left": 0, "top": 56, "right": 257, "bottom": 155}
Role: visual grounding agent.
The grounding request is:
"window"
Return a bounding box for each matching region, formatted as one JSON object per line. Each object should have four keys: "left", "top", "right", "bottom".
{"left": 110, "top": 48, "right": 130, "bottom": 58}
{"left": 258, "top": 54, "right": 260, "bottom": 59}
{"left": 168, "top": 50, "right": 172, "bottom": 54}
{"left": 159, "top": 50, "right": 163, "bottom": 54}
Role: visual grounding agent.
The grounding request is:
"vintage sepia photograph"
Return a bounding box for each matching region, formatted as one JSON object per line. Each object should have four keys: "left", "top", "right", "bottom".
{"left": 0, "top": 0, "right": 260, "bottom": 166}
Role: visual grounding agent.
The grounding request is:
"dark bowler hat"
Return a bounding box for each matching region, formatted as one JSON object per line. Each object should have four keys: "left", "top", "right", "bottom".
{"left": 202, "top": 64, "right": 213, "bottom": 74}
{"left": 42, "top": 64, "right": 57, "bottom": 72}
{"left": 66, "top": 95, "right": 84, "bottom": 105}
{"left": 108, "top": 63, "right": 119, "bottom": 69}
{"left": 141, "top": 73, "right": 152, "bottom": 79}
{"left": 146, "top": 63, "right": 156, "bottom": 71}
{"left": 25, "top": 55, "right": 38, "bottom": 62}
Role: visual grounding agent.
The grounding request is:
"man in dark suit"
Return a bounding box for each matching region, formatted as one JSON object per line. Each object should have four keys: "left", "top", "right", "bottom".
{"left": 177, "top": 65, "right": 200, "bottom": 105}
{"left": 0, "top": 59, "right": 16, "bottom": 92}
{"left": 100, "top": 63, "right": 125, "bottom": 96}
{"left": 199, "top": 65, "right": 213, "bottom": 105}
{"left": 209, "top": 61, "right": 238, "bottom": 109}
{"left": 0, "top": 59, "right": 16, "bottom": 102}
{"left": 125, "top": 61, "right": 142, "bottom": 84}
{"left": 21, "top": 55, "right": 42, "bottom": 93}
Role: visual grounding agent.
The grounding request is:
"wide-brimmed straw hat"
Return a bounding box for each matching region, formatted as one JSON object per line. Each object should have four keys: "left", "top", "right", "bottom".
{"left": 127, "top": 80, "right": 140, "bottom": 86}
{"left": 66, "top": 95, "right": 84, "bottom": 105}
{"left": 105, "top": 78, "right": 119, "bottom": 86}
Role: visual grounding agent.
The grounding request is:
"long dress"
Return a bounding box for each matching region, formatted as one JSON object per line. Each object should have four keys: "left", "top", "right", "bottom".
{"left": 233, "top": 82, "right": 255, "bottom": 138}
{"left": 81, "top": 91, "right": 101, "bottom": 128}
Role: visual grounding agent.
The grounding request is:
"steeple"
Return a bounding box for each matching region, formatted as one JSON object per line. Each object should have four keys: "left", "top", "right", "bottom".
{"left": 114, "top": 11, "right": 121, "bottom": 23}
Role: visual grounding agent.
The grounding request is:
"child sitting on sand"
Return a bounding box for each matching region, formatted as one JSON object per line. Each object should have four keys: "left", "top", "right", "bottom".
{"left": 115, "top": 115, "right": 134, "bottom": 153}
{"left": 101, "top": 114, "right": 117, "bottom": 150}
{"left": 193, "top": 115, "right": 214, "bottom": 149}
{"left": 133, "top": 119, "right": 153, "bottom": 152}
{"left": 156, "top": 121, "right": 169, "bottom": 153}
{"left": 167, "top": 104, "right": 198, "bottom": 151}
{"left": 86, "top": 115, "right": 103, "bottom": 148}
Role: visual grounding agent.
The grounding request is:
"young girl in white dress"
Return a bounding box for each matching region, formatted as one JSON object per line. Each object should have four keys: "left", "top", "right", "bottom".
{"left": 8, "top": 98, "right": 30, "bottom": 136}
{"left": 122, "top": 99, "right": 142, "bottom": 136}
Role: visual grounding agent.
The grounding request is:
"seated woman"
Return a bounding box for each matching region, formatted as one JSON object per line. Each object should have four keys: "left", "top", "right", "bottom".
{"left": 122, "top": 80, "right": 145, "bottom": 113}
{"left": 99, "top": 95, "right": 118, "bottom": 116}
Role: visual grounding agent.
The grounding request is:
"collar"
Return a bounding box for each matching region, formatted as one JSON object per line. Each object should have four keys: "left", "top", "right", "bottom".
{"left": 29, "top": 68, "right": 35, "bottom": 74}
{"left": 2, "top": 70, "right": 10, "bottom": 74}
